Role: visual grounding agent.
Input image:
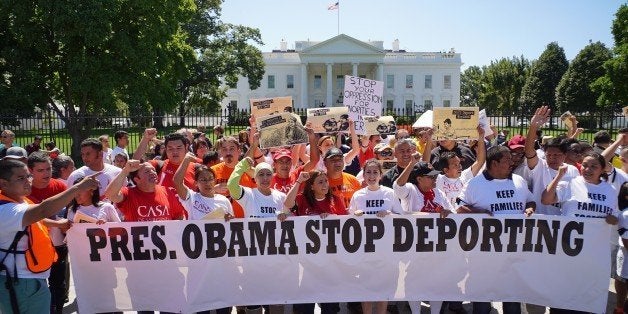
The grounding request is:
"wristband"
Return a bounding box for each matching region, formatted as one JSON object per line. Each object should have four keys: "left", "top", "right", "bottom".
{"left": 525, "top": 153, "right": 537, "bottom": 159}
{"left": 254, "top": 154, "right": 264, "bottom": 159}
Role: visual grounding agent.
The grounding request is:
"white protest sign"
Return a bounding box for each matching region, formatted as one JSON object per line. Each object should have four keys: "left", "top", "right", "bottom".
{"left": 479, "top": 109, "right": 493, "bottom": 137}
{"left": 343, "top": 75, "right": 383, "bottom": 135}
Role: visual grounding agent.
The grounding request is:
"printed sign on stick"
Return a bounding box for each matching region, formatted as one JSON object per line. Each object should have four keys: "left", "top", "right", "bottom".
{"left": 432, "top": 107, "right": 479, "bottom": 141}
{"left": 306, "top": 107, "right": 350, "bottom": 133}
{"left": 250, "top": 96, "right": 293, "bottom": 117}
{"left": 363, "top": 116, "right": 397, "bottom": 135}
{"left": 256, "top": 112, "right": 308, "bottom": 149}
{"left": 343, "top": 75, "right": 383, "bottom": 135}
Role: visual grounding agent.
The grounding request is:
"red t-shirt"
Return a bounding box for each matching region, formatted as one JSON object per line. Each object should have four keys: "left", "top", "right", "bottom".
{"left": 358, "top": 146, "right": 375, "bottom": 167}
{"left": 149, "top": 159, "right": 197, "bottom": 190}
{"left": 270, "top": 166, "right": 305, "bottom": 194}
{"left": 294, "top": 194, "right": 347, "bottom": 216}
{"left": 116, "top": 185, "right": 184, "bottom": 221}
{"left": 211, "top": 162, "right": 256, "bottom": 218}
{"left": 28, "top": 178, "right": 68, "bottom": 204}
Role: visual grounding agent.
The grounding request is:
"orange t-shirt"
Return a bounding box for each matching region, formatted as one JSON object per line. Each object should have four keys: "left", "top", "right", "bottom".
{"left": 328, "top": 172, "right": 361, "bottom": 208}
{"left": 211, "top": 162, "right": 256, "bottom": 218}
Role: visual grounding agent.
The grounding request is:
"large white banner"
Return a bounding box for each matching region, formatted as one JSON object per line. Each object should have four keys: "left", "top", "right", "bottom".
{"left": 66, "top": 215, "right": 611, "bottom": 313}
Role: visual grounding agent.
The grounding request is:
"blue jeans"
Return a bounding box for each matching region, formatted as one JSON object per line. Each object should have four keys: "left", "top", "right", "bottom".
{"left": 0, "top": 275, "right": 51, "bottom": 314}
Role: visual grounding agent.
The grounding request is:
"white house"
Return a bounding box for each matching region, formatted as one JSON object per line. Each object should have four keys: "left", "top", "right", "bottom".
{"left": 223, "top": 34, "right": 462, "bottom": 114}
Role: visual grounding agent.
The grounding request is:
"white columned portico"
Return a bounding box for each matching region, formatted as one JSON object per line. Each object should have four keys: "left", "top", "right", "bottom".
{"left": 352, "top": 63, "right": 358, "bottom": 77}
{"left": 376, "top": 63, "right": 384, "bottom": 81}
{"left": 300, "top": 63, "right": 308, "bottom": 108}
{"left": 326, "top": 63, "right": 333, "bottom": 107}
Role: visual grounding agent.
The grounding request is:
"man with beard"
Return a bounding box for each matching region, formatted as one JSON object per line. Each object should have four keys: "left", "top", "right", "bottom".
{"left": 211, "top": 136, "right": 258, "bottom": 218}
{"left": 380, "top": 138, "right": 418, "bottom": 188}
{"left": 134, "top": 130, "right": 198, "bottom": 190}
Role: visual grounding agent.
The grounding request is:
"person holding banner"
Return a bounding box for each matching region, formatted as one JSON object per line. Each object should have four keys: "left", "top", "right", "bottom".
{"left": 458, "top": 145, "right": 536, "bottom": 314}
{"left": 0, "top": 159, "right": 99, "bottom": 314}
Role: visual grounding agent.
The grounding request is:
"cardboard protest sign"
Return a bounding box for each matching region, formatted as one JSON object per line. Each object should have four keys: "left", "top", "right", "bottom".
{"left": 256, "top": 112, "right": 308, "bottom": 149}
{"left": 560, "top": 111, "right": 577, "bottom": 132}
{"left": 343, "top": 75, "right": 383, "bottom": 135}
{"left": 363, "top": 115, "right": 396, "bottom": 135}
{"left": 432, "top": 107, "right": 479, "bottom": 141}
{"left": 250, "top": 96, "right": 293, "bottom": 117}
{"left": 623, "top": 106, "right": 628, "bottom": 117}
{"left": 306, "top": 107, "right": 350, "bottom": 133}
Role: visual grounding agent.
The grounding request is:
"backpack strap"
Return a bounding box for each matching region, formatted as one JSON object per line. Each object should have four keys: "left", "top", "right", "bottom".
{"left": 0, "top": 229, "right": 27, "bottom": 314}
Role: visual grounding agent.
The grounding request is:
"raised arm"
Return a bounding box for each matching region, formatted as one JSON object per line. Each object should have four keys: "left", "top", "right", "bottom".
{"left": 343, "top": 120, "right": 361, "bottom": 165}
{"left": 227, "top": 157, "right": 253, "bottom": 200}
{"left": 421, "top": 128, "right": 434, "bottom": 163}
{"left": 132, "top": 128, "right": 157, "bottom": 160}
{"left": 394, "top": 153, "right": 421, "bottom": 187}
{"left": 173, "top": 153, "right": 196, "bottom": 199}
{"left": 541, "top": 165, "right": 567, "bottom": 205}
{"left": 302, "top": 123, "right": 320, "bottom": 172}
{"left": 602, "top": 132, "right": 627, "bottom": 163}
{"left": 469, "top": 125, "right": 486, "bottom": 176}
{"left": 284, "top": 172, "right": 309, "bottom": 210}
{"left": 105, "top": 160, "right": 141, "bottom": 203}
{"left": 22, "top": 174, "right": 100, "bottom": 228}
{"left": 525, "top": 106, "right": 550, "bottom": 170}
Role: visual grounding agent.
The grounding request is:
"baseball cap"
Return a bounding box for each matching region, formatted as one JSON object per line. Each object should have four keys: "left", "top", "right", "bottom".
{"left": 374, "top": 143, "right": 392, "bottom": 154}
{"left": 324, "top": 147, "right": 344, "bottom": 159}
{"left": 507, "top": 135, "right": 526, "bottom": 150}
{"left": 412, "top": 161, "right": 441, "bottom": 177}
{"left": 272, "top": 149, "right": 292, "bottom": 161}
{"left": 254, "top": 162, "right": 273, "bottom": 177}
{"left": 3, "top": 147, "right": 28, "bottom": 160}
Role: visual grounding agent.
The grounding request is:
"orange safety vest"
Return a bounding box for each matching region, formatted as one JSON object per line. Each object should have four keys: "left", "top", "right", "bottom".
{"left": 0, "top": 193, "right": 58, "bottom": 274}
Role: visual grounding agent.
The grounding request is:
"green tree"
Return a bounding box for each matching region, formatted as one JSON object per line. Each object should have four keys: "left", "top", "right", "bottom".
{"left": 556, "top": 41, "right": 611, "bottom": 114}
{"left": 592, "top": 4, "right": 628, "bottom": 113}
{"left": 0, "top": 0, "right": 196, "bottom": 160}
{"left": 460, "top": 66, "right": 483, "bottom": 107}
{"left": 482, "top": 56, "right": 529, "bottom": 115}
{"left": 520, "top": 42, "right": 569, "bottom": 116}
{"left": 174, "top": 0, "right": 264, "bottom": 127}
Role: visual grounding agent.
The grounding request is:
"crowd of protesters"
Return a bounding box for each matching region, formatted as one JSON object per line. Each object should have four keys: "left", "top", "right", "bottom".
{"left": 1, "top": 106, "right": 627, "bottom": 314}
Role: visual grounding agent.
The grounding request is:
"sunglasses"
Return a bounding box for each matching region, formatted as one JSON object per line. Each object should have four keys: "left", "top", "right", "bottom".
{"left": 377, "top": 150, "right": 393, "bottom": 157}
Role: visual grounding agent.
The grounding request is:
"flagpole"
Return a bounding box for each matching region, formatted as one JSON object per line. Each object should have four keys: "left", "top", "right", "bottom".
{"left": 337, "top": 2, "right": 340, "bottom": 35}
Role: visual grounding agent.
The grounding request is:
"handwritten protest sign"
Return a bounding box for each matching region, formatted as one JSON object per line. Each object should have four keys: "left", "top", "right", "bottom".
{"left": 343, "top": 75, "right": 383, "bottom": 135}
{"left": 478, "top": 109, "right": 493, "bottom": 137}
{"left": 306, "top": 107, "right": 350, "bottom": 133}
{"left": 256, "top": 112, "right": 308, "bottom": 149}
{"left": 432, "top": 107, "right": 479, "bottom": 141}
{"left": 250, "top": 96, "right": 293, "bottom": 117}
{"left": 363, "top": 115, "right": 396, "bottom": 135}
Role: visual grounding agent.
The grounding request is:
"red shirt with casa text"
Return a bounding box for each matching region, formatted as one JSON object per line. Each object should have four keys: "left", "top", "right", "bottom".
{"left": 149, "top": 159, "right": 198, "bottom": 190}
{"left": 116, "top": 185, "right": 184, "bottom": 221}
{"left": 28, "top": 178, "right": 67, "bottom": 204}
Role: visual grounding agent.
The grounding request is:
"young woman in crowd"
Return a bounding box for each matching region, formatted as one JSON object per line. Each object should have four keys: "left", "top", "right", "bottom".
{"left": 282, "top": 170, "right": 347, "bottom": 314}
{"left": 68, "top": 177, "right": 121, "bottom": 224}
{"left": 348, "top": 159, "right": 402, "bottom": 314}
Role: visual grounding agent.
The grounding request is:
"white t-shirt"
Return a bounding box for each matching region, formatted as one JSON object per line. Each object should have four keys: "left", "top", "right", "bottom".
{"left": 619, "top": 209, "right": 628, "bottom": 248}
{"left": 530, "top": 158, "right": 579, "bottom": 215}
{"left": 236, "top": 187, "right": 287, "bottom": 218}
{"left": 512, "top": 160, "right": 532, "bottom": 191}
{"left": 608, "top": 167, "right": 628, "bottom": 192}
{"left": 68, "top": 203, "right": 121, "bottom": 223}
{"left": 393, "top": 181, "right": 453, "bottom": 214}
{"left": 556, "top": 176, "right": 619, "bottom": 219}
{"left": 459, "top": 172, "right": 534, "bottom": 215}
{"left": 102, "top": 148, "right": 113, "bottom": 165}
{"left": 0, "top": 202, "right": 49, "bottom": 279}
{"left": 349, "top": 186, "right": 403, "bottom": 215}
{"left": 435, "top": 167, "right": 475, "bottom": 209}
{"left": 179, "top": 188, "right": 233, "bottom": 220}
{"left": 67, "top": 164, "right": 122, "bottom": 197}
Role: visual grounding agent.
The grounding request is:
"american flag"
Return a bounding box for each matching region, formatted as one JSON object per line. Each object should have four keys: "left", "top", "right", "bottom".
{"left": 327, "top": 1, "right": 339, "bottom": 10}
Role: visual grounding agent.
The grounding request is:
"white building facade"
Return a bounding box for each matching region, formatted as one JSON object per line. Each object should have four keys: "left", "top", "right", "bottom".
{"left": 223, "top": 34, "right": 462, "bottom": 114}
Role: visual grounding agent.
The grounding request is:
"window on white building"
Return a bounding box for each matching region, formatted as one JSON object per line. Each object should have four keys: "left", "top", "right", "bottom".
{"left": 443, "top": 99, "right": 451, "bottom": 107}
{"left": 314, "top": 75, "right": 322, "bottom": 89}
{"left": 425, "top": 75, "right": 432, "bottom": 89}
{"left": 444, "top": 75, "right": 451, "bottom": 89}
{"left": 386, "top": 75, "right": 394, "bottom": 89}
{"left": 424, "top": 99, "right": 433, "bottom": 110}
{"left": 314, "top": 99, "right": 324, "bottom": 107}
{"left": 268, "top": 75, "right": 275, "bottom": 89}
{"left": 405, "top": 100, "right": 413, "bottom": 114}
{"left": 287, "top": 75, "right": 294, "bottom": 89}
{"left": 386, "top": 99, "right": 394, "bottom": 111}
{"left": 336, "top": 75, "right": 344, "bottom": 89}
{"left": 405, "top": 75, "right": 413, "bottom": 88}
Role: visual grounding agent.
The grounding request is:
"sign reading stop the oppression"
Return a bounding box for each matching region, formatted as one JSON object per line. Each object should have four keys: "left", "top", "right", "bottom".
{"left": 343, "top": 75, "right": 383, "bottom": 135}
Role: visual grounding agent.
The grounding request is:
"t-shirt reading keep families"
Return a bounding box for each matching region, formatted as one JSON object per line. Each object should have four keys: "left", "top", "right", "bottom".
{"left": 235, "top": 187, "right": 287, "bottom": 218}
{"left": 393, "top": 182, "right": 452, "bottom": 214}
{"left": 459, "top": 172, "right": 534, "bottom": 215}
{"left": 116, "top": 185, "right": 184, "bottom": 221}
{"left": 556, "top": 176, "right": 619, "bottom": 219}
{"left": 349, "top": 186, "right": 403, "bottom": 215}
{"left": 529, "top": 159, "right": 579, "bottom": 215}
{"left": 179, "top": 188, "right": 233, "bottom": 221}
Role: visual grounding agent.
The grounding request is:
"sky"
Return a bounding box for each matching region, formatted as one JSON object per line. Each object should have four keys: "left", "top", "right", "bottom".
{"left": 220, "top": 0, "right": 625, "bottom": 70}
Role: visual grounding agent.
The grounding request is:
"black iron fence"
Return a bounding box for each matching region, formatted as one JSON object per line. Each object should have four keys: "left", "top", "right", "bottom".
{"left": 2, "top": 108, "right": 625, "bottom": 155}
